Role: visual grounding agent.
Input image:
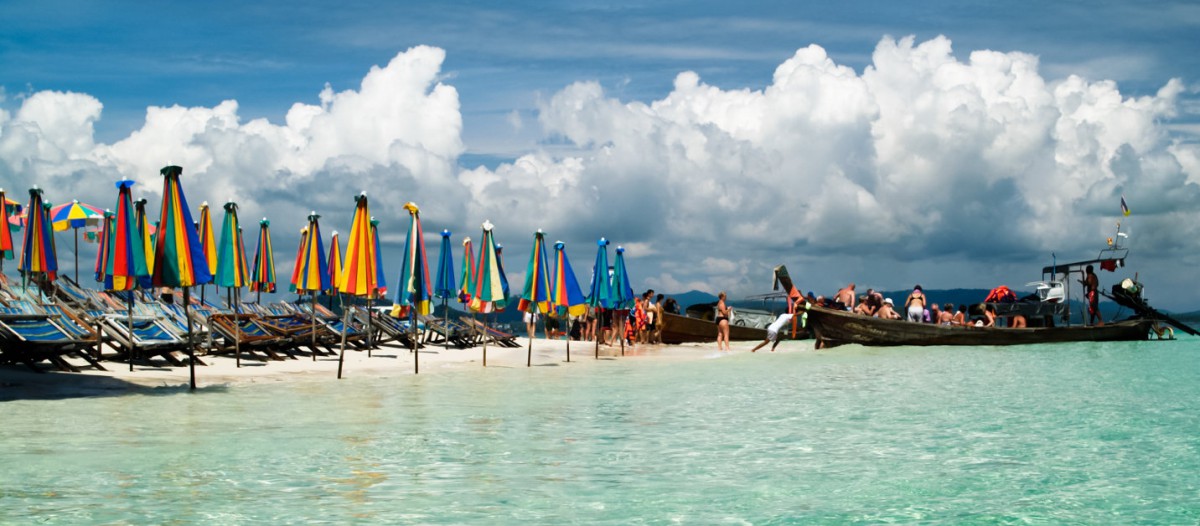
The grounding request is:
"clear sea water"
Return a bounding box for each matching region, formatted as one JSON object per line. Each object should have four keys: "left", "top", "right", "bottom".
{"left": 3, "top": 338, "right": 1199, "bottom": 524}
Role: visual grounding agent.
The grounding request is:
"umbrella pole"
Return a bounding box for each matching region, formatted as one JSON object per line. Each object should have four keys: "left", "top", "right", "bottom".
{"left": 482, "top": 313, "right": 488, "bottom": 367}
{"left": 566, "top": 317, "right": 570, "bottom": 362}
{"left": 256, "top": 288, "right": 261, "bottom": 305}
{"left": 443, "top": 298, "right": 449, "bottom": 351}
{"left": 74, "top": 228, "right": 79, "bottom": 283}
{"left": 184, "top": 287, "right": 196, "bottom": 390}
{"left": 311, "top": 291, "right": 318, "bottom": 361}
{"left": 620, "top": 313, "right": 625, "bottom": 356}
{"left": 128, "top": 295, "right": 135, "bottom": 372}
{"left": 526, "top": 309, "right": 533, "bottom": 368}
{"left": 595, "top": 311, "right": 599, "bottom": 360}
{"left": 337, "top": 295, "right": 351, "bottom": 379}
{"left": 411, "top": 307, "right": 418, "bottom": 374}
{"left": 367, "top": 297, "right": 373, "bottom": 357}
{"left": 235, "top": 287, "right": 241, "bottom": 368}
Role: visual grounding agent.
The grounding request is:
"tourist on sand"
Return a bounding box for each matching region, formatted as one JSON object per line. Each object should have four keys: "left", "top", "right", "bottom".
{"left": 878, "top": 298, "right": 902, "bottom": 319}
{"left": 524, "top": 310, "right": 540, "bottom": 340}
{"left": 652, "top": 293, "right": 665, "bottom": 343}
{"left": 833, "top": 283, "right": 856, "bottom": 311}
{"left": 1083, "top": 265, "right": 1104, "bottom": 326}
{"left": 715, "top": 291, "right": 732, "bottom": 351}
{"left": 904, "top": 285, "right": 926, "bottom": 322}
{"left": 751, "top": 312, "right": 795, "bottom": 353}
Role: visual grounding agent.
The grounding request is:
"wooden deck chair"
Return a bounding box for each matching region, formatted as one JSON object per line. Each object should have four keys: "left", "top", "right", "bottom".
{"left": 459, "top": 316, "right": 521, "bottom": 348}
{"left": 418, "top": 313, "right": 474, "bottom": 348}
{"left": 352, "top": 307, "right": 421, "bottom": 349}
{"left": 205, "top": 313, "right": 294, "bottom": 361}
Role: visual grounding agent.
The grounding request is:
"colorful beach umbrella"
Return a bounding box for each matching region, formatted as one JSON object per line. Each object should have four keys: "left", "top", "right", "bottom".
{"left": 517, "top": 229, "right": 553, "bottom": 365}
{"left": 19, "top": 186, "right": 58, "bottom": 285}
{"left": 295, "top": 212, "right": 330, "bottom": 361}
{"left": 152, "top": 165, "right": 213, "bottom": 389}
{"left": 550, "top": 240, "right": 587, "bottom": 362}
{"left": 216, "top": 201, "right": 250, "bottom": 367}
{"left": 50, "top": 199, "right": 104, "bottom": 283}
{"left": 196, "top": 201, "right": 218, "bottom": 280}
{"left": 327, "top": 230, "right": 342, "bottom": 299}
{"left": 0, "top": 189, "right": 17, "bottom": 264}
{"left": 250, "top": 218, "right": 277, "bottom": 299}
{"left": 458, "top": 236, "right": 475, "bottom": 306}
{"left": 289, "top": 227, "right": 308, "bottom": 293}
{"left": 107, "top": 180, "right": 152, "bottom": 371}
{"left": 470, "top": 220, "right": 507, "bottom": 366}
{"left": 495, "top": 244, "right": 512, "bottom": 300}
{"left": 612, "top": 245, "right": 635, "bottom": 355}
{"left": 93, "top": 210, "right": 114, "bottom": 283}
{"left": 433, "top": 229, "right": 455, "bottom": 349}
{"left": 134, "top": 198, "right": 156, "bottom": 288}
{"left": 587, "top": 238, "right": 613, "bottom": 358}
{"left": 370, "top": 217, "right": 387, "bottom": 298}
{"left": 394, "top": 202, "right": 431, "bottom": 374}
{"left": 337, "top": 192, "right": 378, "bottom": 378}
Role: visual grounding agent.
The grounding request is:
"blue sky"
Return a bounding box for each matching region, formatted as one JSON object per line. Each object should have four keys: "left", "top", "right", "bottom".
{"left": 3, "top": 0, "right": 1199, "bottom": 309}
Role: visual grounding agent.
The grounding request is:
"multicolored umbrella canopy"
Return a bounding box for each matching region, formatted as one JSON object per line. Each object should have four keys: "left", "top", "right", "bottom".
{"left": 612, "top": 245, "right": 635, "bottom": 309}
{"left": 0, "top": 189, "right": 17, "bottom": 260}
{"left": 394, "top": 202, "right": 432, "bottom": 316}
{"left": 369, "top": 217, "right": 387, "bottom": 298}
{"left": 104, "top": 180, "right": 150, "bottom": 291}
{"left": 288, "top": 227, "right": 307, "bottom": 293}
{"left": 458, "top": 236, "right": 475, "bottom": 305}
{"left": 19, "top": 187, "right": 57, "bottom": 282}
{"left": 434, "top": 230, "right": 456, "bottom": 301}
{"left": 196, "top": 201, "right": 218, "bottom": 279}
{"left": 517, "top": 229, "right": 552, "bottom": 315}
{"left": 295, "top": 213, "right": 329, "bottom": 293}
{"left": 495, "top": 244, "right": 511, "bottom": 299}
{"left": 550, "top": 241, "right": 587, "bottom": 318}
{"left": 338, "top": 193, "right": 378, "bottom": 296}
{"left": 586, "top": 238, "right": 613, "bottom": 309}
{"left": 215, "top": 202, "right": 249, "bottom": 289}
{"left": 151, "top": 166, "right": 213, "bottom": 288}
{"left": 134, "top": 198, "right": 156, "bottom": 285}
{"left": 250, "top": 218, "right": 276, "bottom": 293}
{"left": 469, "top": 220, "right": 507, "bottom": 313}
{"left": 326, "top": 230, "right": 342, "bottom": 296}
{"left": 50, "top": 200, "right": 104, "bottom": 232}
{"left": 93, "top": 210, "right": 114, "bottom": 282}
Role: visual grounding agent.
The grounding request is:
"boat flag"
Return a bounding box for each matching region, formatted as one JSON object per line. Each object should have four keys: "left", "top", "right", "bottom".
{"left": 1120, "top": 195, "right": 1130, "bottom": 217}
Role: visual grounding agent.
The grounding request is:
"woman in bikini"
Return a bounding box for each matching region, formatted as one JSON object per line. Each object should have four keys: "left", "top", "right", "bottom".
{"left": 715, "top": 291, "right": 731, "bottom": 351}
{"left": 904, "top": 285, "right": 926, "bottom": 323}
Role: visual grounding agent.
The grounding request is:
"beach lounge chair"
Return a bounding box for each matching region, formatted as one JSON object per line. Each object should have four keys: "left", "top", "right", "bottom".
{"left": 352, "top": 307, "right": 422, "bottom": 349}
{"left": 100, "top": 315, "right": 189, "bottom": 367}
{"left": 0, "top": 313, "right": 100, "bottom": 372}
{"left": 204, "top": 312, "right": 294, "bottom": 361}
{"left": 419, "top": 313, "right": 475, "bottom": 348}
{"left": 459, "top": 316, "right": 521, "bottom": 348}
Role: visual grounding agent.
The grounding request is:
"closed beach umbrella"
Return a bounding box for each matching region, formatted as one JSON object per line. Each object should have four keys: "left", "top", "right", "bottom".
{"left": 433, "top": 229, "right": 456, "bottom": 348}
{"left": 326, "top": 230, "right": 342, "bottom": 306}
{"left": 613, "top": 245, "right": 635, "bottom": 355}
{"left": 294, "top": 212, "right": 329, "bottom": 360}
{"left": 93, "top": 210, "right": 114, "bottom": 283}
{"left": 0, "top": 189, "right": 19, "bottom": 268}
{"left": 20, "top": 187, "right": 58, "bottom": 286}
{"left": 470, "top": 220, "right": 508, "bottom": 366}
{"left": 250, "top": 218, "right": 276, "bottom": 302}
{"left": 196, "top": 202, "right": 217, "bottom": 302}
{"left": 495, "top": 244, "right": 511, "bottom": 301}
{"left": 106, "top": 180, "right": 151, "bottom": 371}
{"left": 134, "top": 198, "right": 156, "bottom": 289}
{"left": 152, "top": 165, "right": 214, "bottom": 390}
{"left": 551, "top": 240, "right": 586, "bottom": 362}
{"left": 517, "top": 229, "right": 552, "bottom": 365}
{"left": 50, "top": 200, "right": 104, "bottom": 283}
{"left": 289, "top": 227, "right": 308, "bottom": 293}
{"left": 370, "top": 218, "right": 387, "bottom": 298}
{"left": 586, "top": 238, "right": 613, "bottom": 359}
{"left": 394, "top": 202, "right": 432, "bottom": 373}
{"left": 336, "top": 192, "right": 378, "bottom": 378}
{"left": 458, "top": 236, "right": 475, "bottom": 307}
{"left": 216, "top": 201, "right": 250, "bottom": 367}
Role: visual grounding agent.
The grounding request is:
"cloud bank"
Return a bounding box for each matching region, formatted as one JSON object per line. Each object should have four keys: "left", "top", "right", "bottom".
{"left": 1, "top": 37, "right": 1196, "bottom": 306}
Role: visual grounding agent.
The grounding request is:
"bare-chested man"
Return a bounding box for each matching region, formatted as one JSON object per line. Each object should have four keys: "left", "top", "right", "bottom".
{"left": 834, "top": 283, "right": 857, "bottom": 311}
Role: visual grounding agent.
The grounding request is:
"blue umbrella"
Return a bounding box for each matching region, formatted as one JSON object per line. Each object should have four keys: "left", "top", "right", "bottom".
{"left": 612, "top": 245, "right": 635, "bottom": 355}
{"left": 586, "top": 238, "right": 613, "bottom": 359}
{"left": 433, "top": 229, "right": 456, "bottom": 349}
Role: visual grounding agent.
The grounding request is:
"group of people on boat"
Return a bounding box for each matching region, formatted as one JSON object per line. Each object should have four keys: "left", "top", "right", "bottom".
{"left": 809, "top": 283, "right": 1026, "bottom": 328}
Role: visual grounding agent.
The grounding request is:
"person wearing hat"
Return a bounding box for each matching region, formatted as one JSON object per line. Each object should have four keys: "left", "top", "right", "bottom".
{"left": 878, "top": 297, "right": 901, "bottom": 319}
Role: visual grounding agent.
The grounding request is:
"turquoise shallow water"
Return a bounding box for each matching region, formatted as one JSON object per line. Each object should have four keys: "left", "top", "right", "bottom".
{"left": 3, "top": 338, "right": 1200, "bottom": 524}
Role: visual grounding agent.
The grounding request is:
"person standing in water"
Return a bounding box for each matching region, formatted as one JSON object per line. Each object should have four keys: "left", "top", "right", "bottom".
{"left": 751, "top": 312, "right": 795, "bottom": 353}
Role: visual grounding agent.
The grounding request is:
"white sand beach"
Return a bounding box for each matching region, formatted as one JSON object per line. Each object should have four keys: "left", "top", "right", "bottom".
{"left": 0, "top": 337, "right": 814, "bottom": 399}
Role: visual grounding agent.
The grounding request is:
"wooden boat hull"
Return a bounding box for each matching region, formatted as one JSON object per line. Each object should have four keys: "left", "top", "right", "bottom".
{"left": 660, "top": 312, "right": 786, "bottom": 344}
{"left": 807, "top": 307, "right": 1151, "bottom": 348}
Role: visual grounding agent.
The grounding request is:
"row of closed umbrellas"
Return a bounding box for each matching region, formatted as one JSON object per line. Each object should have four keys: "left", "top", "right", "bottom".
{"left": 1, "top": 166, "right": 637, "bottom": 387}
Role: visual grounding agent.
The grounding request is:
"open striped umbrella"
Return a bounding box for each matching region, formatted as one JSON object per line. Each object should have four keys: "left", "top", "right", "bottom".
{"left": 50, "top": 200, "right": 104, "bottom": 283}
{"left": 470, "top": 220, "right": 507, "bottom": 365}
{"left": 295, "top": 212, "right": 329, "bottom": 360}
{"left": 107, "top": 180, "right": 151, "bottom": 371}
{"left": 326, "top": 230, "right": 342, "bottom": 305}
{"left": 134, "top": 198, "right": 156, "bottom": 289}
{"left": 433, "top": 229, "right": 455, "bottom": 349}
{"left": 289, "top": 227, "right": 307, "bottom": 293}
{"left": 587, "top": 238, "right": 613, "bottom": 358}
{"left": 0, "top": 189, "right": 17, "bottom": 267}
{"left": 394, "top": 202, "right": 431, "bottom": 373}
{"left": 612, "top": 245, "right": 635, "bottom": 355}
{"left": 337, "top": 192, "right": 378, "bottom": 378}
{"left": 216, "top": 201, "right": 250, "bottom": 367}
{"left": 250, "top": 218, "right": 276, "bottom": 301}
{"left": 517, "top": 229, "right": 552, "bottom": 365}
{"left": 19, "top": 187, "right": 58, "bottom": 286}
{"left": 152, "top": 165, "right": 214, "bottom": 389}
{"left": 196, "top": 201, "right": 217, "bottom": 302}
{"left": 93, "top": 210, "right": 114, "bottom": 283}
{"left": 550, "top": 240, "right": 587, "bottom": 362}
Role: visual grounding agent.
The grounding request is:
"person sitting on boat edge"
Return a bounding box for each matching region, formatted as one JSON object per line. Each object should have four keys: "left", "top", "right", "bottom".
{"left": 751, "top": 312, "right": 796, "bottom": 353}
{"left": 877, "top": 298, "right": 902, "bottom": 319}
{"left": 952, "top": 304, "right": 967, "bottom": 326}
{"left": 938, "top": 303, "right": 955, "bottom": 325}
{"left": 833, "top": 283, "right": 857, "bottom": 311}
{"left": 974, "top": 304, "right": 997, "bottom": 327}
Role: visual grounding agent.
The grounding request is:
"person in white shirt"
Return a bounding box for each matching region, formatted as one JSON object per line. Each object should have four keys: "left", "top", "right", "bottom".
{"left": 751, "top": 312, "right": 795, "bottom": 353}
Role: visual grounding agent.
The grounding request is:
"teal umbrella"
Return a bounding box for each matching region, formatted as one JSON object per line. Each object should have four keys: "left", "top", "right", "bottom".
{"left": 586, "top": 238, "right": 613, "bottom": 358}
{"left": 612, "top": 245, "right": 635, "bottom": 355}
